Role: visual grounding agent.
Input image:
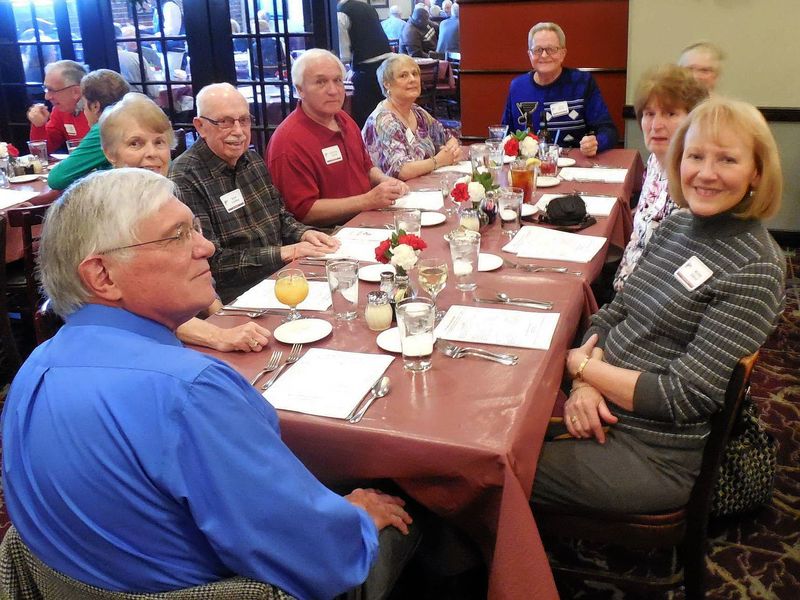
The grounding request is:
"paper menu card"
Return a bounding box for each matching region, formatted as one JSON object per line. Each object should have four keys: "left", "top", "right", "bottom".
{"left": 502, "top": 226, "right": 606, "bottom": 263}
{"left": 230, "top": 279, "right": 332, "bottom": 311}
{"left": 435, "top": 305, "right": 560, "bottom": 350}
{"left": 264, "top": 349, "right": 394, "bottom": 419}
{"left": 0, "top": 189, "right": 40, "bottom": 210}
{"left": 558, "top": 167, "right": 628, "bottom": 184}
{"left": 325, "top": 227, "right": 391, "bottom": 263}
{"left": 393, "top": 190, "right": 444, "bottom": 211}
{"left": 433, "top": 160, "right": 472, "bottom": 175}
{"left": 536, "top": 194, "right": 618, "bottom": 217}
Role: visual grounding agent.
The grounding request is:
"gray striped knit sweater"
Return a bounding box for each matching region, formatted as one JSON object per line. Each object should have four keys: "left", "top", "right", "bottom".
{"left": 586, "top": 209, "right": 785, "bottom": 449}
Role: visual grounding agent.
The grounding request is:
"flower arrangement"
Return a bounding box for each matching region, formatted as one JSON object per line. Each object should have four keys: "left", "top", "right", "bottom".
{"left": 0, "top": 142, "right": 20, "bottom": 159}
{"left": 450, "top": 170, "right": 497, "bottom": 206}
{"left": 503, "top": 130, "right": 539, "bottom": 159}
{"left": 375, "top": 231, "right": 427, "bottom": 276}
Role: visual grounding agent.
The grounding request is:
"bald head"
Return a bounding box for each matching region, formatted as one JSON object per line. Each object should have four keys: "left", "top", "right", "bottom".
{"left": 194, "top": 83, "right": 251, "bottom": 166}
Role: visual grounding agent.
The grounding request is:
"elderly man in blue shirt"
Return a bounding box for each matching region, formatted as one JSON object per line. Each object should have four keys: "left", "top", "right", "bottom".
{"left": 381, "top": 5, "right": 406, "bottom": 40}
{"left": 1, "top": 168, "right": 417, "bottom": 600}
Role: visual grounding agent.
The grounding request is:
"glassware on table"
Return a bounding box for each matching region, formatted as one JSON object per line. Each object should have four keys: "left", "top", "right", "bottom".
{"left": 469, "top": 143, "right": 489, "bottom": 174}
{"left": 0, "top": 158, "right": 9, "bottom": 189}
{"left": 393, "top": 209, "right": 422, "bottom": 237}
{"left": 538, "top": 143, "right": 559, "bottom": 177}
{"left": 510, "top": 159, "right": 536, "bottom": 204}
{"left": 326, "top": 258, "right": 359, "bottom": 321}
{"left": 274, "top": 268, "right": 309, "bottom": 322}
{"left": 27, "top": 140, "right": 49, "bottom": 167}
{"left": 417, "top": 257, "right": 448, "bottom": 321}
{"left": 440, "top": 173, "right": 461, "bottom": 216}
{"left": 365, "top": 291, "right": 393, "bottom": 332}
{"left": 485, "top": 139, "right": 505, "bottom": 185}
{"left": 66, "top": 139, "right": 80, "bottom": 154}
{"left": 488, "top": 124, "right": 509, "bottom": 141}
{"left": 498, "top": 187, "right": 523, "bottom": 237}
{"left": 396, "top": 297, "right": 436, "bottom": 372}
{"left": 449, "top": 230, "right": 480, "bottom": 291}
{"left": 458, "top": 207, "right": 481, "bottom": 232}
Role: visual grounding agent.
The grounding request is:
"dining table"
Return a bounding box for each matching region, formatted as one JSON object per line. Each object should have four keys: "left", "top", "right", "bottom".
{"left": 1, "top": 175, "right": 55, "bottom": 264}
{"left": 192, "top": 146, "right": 644, "bottom": 600}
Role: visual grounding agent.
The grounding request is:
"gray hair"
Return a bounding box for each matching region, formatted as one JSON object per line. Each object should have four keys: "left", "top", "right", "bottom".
{"left": 528, "top": 22, "right": 566, "bottom": 49}
{"left": 376, "top": 54, "right": 418, "bottom": 97}
{"left": 389, "top": 5, "right": 401, "bottom": 17}
{"left": 45, "top": 59, "right": 87, "bottom": 86}
{"left": 679, "top": 41, "right": 725, "bottom": 64}
{"left": 100, "top": 92, "right": 175, "bottom": 158}
{"left": 195, "top": 82, "right": 242, "bottom": 117}
{"left": 39, "top": 169, "right": 176, "bottom": 317}
{"left": 451, "top": 3, "right": 459, "bottom": 17}
{"left": 291, "top": 48, "right": 346, "bottom": 91}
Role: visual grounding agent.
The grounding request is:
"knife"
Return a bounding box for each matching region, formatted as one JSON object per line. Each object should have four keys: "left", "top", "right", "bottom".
{"left": 473, "top": 297, "right": 552, "bottom": 310}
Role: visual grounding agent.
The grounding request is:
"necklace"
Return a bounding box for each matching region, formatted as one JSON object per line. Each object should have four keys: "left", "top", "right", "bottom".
{"left": 387, "top": 99, "right": 415, "bottom": 131}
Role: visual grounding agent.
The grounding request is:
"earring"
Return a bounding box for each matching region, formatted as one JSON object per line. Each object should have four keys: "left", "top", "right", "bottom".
{"left": 749, "top": 189, "right": 756, "bottom": 199}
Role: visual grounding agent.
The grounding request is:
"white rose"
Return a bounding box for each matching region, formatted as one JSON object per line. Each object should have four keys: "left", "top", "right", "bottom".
{"left": 456, "top": 175, "right": 471, "bottom": 186}
{"left": 390, "top": 244, "right": 419, "bottom": 272}
{"left": 0, "top": 143, "right": 7, "bottom": 159}
{"left": 519, "top": 136, "right": 539, "bottom": 158}
{"left": 467, "top": 181, "right": 485, "bottom": 201}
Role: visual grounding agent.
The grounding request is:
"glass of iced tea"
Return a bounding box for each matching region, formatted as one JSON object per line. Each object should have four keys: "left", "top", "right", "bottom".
{"left": 510, "top": 159, "right": 536, "bottom": 203}
{"left": 274, "top": 269, "right": 309, "bottom": 322}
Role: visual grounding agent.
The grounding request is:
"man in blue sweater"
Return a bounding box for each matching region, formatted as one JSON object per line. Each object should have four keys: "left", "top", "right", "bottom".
{"left": 501, "top": 22, "right": 618, "bottom": 156}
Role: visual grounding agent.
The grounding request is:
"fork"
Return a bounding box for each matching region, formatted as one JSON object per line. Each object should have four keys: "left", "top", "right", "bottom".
{"left": 261, "top": 344, "right": 303, "bottom": 391}
{"left": 437, "top": 341, "right": 519, "bottom": 365}
{"left": 249, "top": 351, "right": 282, "bottom": 385}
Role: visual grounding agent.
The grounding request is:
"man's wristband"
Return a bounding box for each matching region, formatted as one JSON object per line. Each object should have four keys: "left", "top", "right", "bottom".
{"left": 575, "top": 356, "right": 591, "bottom": 380}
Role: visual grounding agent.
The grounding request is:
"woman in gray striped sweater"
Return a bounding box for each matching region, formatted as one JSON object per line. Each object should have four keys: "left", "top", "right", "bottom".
{"left": 533, "top": 97, "right": 785, "bottom": 512}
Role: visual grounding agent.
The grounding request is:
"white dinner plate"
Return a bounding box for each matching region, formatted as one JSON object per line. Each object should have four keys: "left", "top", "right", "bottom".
{"left": 520, "top": 204, "right": 537, "bottom": 217}
{"left": 358, "top": 263, "right": 395, "bottom": 282}
{"left": 376, "top": 327, "right": 402, "bottom": 353}
{"left": 420, "top": 211, "right": 447, "bottom": 227}
{"left": 9, "top": 174, "right": 40, "bottom": 184}
{"left": 536, "top": 176, "right": 561, "bottom": 188}
{"left": 273, "top": 318, "right": 333, "bottom": 344}
{"left": 557, "top": 157, "right": 576, "bottom": 167}
{"left": 478, "top": 253, "right": 503, "bottom": 272}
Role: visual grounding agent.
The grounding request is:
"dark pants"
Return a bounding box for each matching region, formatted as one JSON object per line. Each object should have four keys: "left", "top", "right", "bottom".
{"left": 351, "top": 61, "right": 384, "bottom": 129}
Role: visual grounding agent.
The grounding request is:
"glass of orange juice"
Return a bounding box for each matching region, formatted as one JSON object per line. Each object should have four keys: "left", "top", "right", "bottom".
{"left": 274, "top": 269, "right": 309, "bottom": 322}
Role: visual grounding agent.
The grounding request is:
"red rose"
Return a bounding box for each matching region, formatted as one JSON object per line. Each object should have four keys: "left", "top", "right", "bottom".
{"left": 451, "top": 182, "right": 470, "bottom": 203}
{"left": 375, "top": 239, "right": 392, "bottom": 263}
{"left": 7, "top": 143, "right": 19, "bottom": 158}
{"left": 503, "top": 137, "right": 519, "bottom": 157}
{"left": 397, "top": 234, "right": 427, "bottom": 251}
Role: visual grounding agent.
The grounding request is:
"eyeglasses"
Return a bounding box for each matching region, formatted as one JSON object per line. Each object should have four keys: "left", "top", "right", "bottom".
{"left": 42, "top": 84, "right": 79, "bottom": 94}
{"left": 198, "top": 114, "right": 254, "bottom": 130}
{"left": 530, "top": 46, "right": 562, "bottom": 57}
{"left": 100, "top": 217, "right": 203, "bottom": 254}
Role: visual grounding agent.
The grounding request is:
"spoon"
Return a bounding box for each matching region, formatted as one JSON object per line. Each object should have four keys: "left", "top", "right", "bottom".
{"left": 496, "top": 293, "right": 553, "bottom": 309}
{"left": 348, "top": 376, "right": 391, "bottom": 423}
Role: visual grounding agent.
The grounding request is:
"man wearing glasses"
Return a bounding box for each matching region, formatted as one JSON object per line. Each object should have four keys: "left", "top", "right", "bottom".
{"left": 500, "top": 22, "right": 618, "bottom": 157}
{"left": 170, "top": 83, "right": 340, "bottom": 304}
{"left": 27, "top": 59, "right": 90, "bottom": 153}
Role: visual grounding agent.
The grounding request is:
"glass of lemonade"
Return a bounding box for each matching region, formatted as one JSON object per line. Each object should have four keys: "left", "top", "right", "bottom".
{"left": 274, "top": 269, "right": 309, "bottom": 322}
{"left": 417, "top": 257, "right": 448, "bottom": 321}
{"left": 325, "top": 259, "right": 359, "bottom": 320}
{"left": 396, "top": 297, "right": 436, "bottom": 372}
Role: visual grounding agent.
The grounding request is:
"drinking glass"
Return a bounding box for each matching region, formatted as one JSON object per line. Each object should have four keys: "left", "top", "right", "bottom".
{"left": 417, "top": 257, "right": 448, "bottom": 321}
{"left": 539, "top": 143, "right": 559, "bottom": 177}
{"left": 394, "top": 209, "right": 421, "bottom": 237}
{"left": 510, "top": 159, "right": 536, "bottom": 203}
{"left": 449, "top": 230, "right": 480, "bottom": 291}
{"left": 27, "top": 140, "right": 49, "bottom": 167}
{"left": 326, "top": 259, "right": 359, "bottom": 321}
{"left": 469, "top": 143, "right": 489, "bottom": 174}
{"left": 498, "top": 187, "right": 523, "bottom": 237}
{"left": 396, "top": 297, "right": 436, "bottom": 372}
{"left": 485, "top": 139, "right": 504, "bottom": 185}
{"left": 274, "top": 269, "right": 309, "bottom": 322}
{"left": 440, "top": 173, "right": 461, "bottom": 216}
{"left": 458, "top": 207, "right": 481, "bottom": 232}
{"left": 487, "top": 124, "right": 508, "bottom": 141}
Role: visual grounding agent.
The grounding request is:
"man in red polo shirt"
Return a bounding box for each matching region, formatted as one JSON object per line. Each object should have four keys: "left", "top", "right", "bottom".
{"left": 267, "top": 49, "right": 408, "bottom": 227}
{"left": 27, "top": 60, "right": 90, "bottom": 153}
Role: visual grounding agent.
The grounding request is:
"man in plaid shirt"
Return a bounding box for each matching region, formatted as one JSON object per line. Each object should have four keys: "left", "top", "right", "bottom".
{"left": 170, "top": 83, "right": 339, "bottom": 304}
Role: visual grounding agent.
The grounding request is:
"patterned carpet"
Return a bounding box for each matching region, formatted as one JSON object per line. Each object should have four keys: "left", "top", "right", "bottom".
{"left": 0, "top": 252, "right": 797, "bottom": 599}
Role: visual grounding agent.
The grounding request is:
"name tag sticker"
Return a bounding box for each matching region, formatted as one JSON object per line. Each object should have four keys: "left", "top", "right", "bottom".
{"left": 550, "top": 101, "right": 569, "bottom": 117}
{"left": 674, "top": 255, "right": 713, "bottom": 291}
{"left": 405, "top": 126, "right": 415, "bottom": 144}
{"left": 322, "top": 145, "right": 343, "bottom": 165}
{"left": 65, "top": 123, "right": 77, "bottom": 136}
{"left": 219, "top": 189, "right": 246, "bottom": 213}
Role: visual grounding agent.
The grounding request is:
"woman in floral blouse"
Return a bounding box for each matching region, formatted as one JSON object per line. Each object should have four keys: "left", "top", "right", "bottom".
{"left": 362, "top": 54, "right": 461, "bottom": 180}
{"left": 613, "top": 65, "right": 707, "bottom": 292}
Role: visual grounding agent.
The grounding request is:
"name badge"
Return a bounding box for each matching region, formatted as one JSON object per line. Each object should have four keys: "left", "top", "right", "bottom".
{"left": 405, "top": 126, "right": 415, "bottom": 144}
{"left": 219, "top": 189, "right": 246, "bottom": 213}
{"left": 65, "top": 123, "right": 77, "bottom": 136}
{"left": 674, "top": 255, "right": 713, "bottom": 291}
{"left": 550, "top": 101, "right": 569, "bottom": 117}
{"left": 322, "top": 145, "right": 343, "bottom": 165}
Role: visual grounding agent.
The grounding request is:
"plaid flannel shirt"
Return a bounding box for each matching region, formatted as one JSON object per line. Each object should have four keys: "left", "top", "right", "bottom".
{"left": 170, "top": 139, "right": 310, "bottom": 303}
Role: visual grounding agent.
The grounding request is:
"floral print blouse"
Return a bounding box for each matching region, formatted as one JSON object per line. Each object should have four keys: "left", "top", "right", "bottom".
{"left": 362, "top": 102, "right": 447, "bottom": 178}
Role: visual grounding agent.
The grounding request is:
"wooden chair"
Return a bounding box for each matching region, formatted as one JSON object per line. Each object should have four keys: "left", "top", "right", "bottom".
{"left": 416, "top": 59, "right": 439, "bottom": 116}
{"left": 0, "top": 215, "right": 22, "bottom": 380}
{"left": 532, "top": 352, "right": 760, "bottom": 599}
{"left": 388, "top": 38, "right": 399, "bottom": 53}
{"left": 172, "top": 128, "right": 187, "bottom": 159}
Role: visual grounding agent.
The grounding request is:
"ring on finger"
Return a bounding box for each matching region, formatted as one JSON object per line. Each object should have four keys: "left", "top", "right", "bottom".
{"left": 570, "top": 416, "right": 579, "bottom": 424}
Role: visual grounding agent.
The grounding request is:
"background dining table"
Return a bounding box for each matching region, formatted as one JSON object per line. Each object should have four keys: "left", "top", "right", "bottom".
{"left": 1, "top": 176, "right": 56, "bottom": 264}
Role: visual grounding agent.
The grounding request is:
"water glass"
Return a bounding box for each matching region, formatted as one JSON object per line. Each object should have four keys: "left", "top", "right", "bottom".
{"left": 488, "top": 124, "right": 508, "bottom": 141}
{"left": 326, "top": 259, "right": 359, "bottom": 320}
{"left": 539, "top": 143, "right": 559, "bottom": 177}
{"left": 449, "top": 230, "right": 480, "bottom": 291}
{"left": 440, "top": 173, "right": 460, "bottom": 216}
{"left": 498, "top": 187, "right": 523, "bottom": 237}
{"left": 27, "top": 140, "right": 49, "bottom": 167}
{"left": 469, "top": 143, "right": 489, "bottom": 174}
{"left": 394, "top": 209, "right": 421, "bottom": 237}
{"left": 0, "top": 158, "right": 9, "bottom": 189}
{"left": 396, "top": 297, "right": 436, "bottom": 372}
{"left": 66, "top": 140, "right": 81, "bottom": 154}
{"left": 485, "top": 139, "right": 504, "bottom": 184}
{"left": 510, "top": 159, "right": 536, "bottom": 203}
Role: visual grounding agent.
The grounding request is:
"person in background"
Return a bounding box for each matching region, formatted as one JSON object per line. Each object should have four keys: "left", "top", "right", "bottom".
{"left": 533, "top": 97, "right": 785, "bottom": 513}
{"left": 436, "top": 2, "right": 459, "bottom": 54}
{"left": 101, "top": 92, "right": 271, "bottom": 352}
{"left": 2, "top": 167, "right": 417, "bottom": 600}
{"left": 47, "top": 70, "right": 129, "bottom": 191}
{"left": 613, "top": 65, "right": 708, "bottom": 291}
{"left": 170, "top": 83, "right": 339, "bottom": 303}
{"left": 267, "top": 49, "right": 407, "bottom": 227}
{"left": 362, "top": 54, "right": 460, "bottom": 180}
{"left": 381, "top": 5, "right": 406, "bottom": 41}
{"left": 400, "top": 7, "right": 437, "bottom": 58}
{"left": 337, "top": 0, "right": 394, "bottom": 128}
{"left": 27, "top": 60, "right": 89, "bottom": 153}
{"left": 501, "top": 22, "right": 617, "bottom": 156}
{"left": 429, "top": 4, "right": 441, "bottom": 18}
{"left": 678, "top": 41, "right": 724, "bottom": 93}
{"left": 442, "top": 0, "right": 453, "bottom": 18}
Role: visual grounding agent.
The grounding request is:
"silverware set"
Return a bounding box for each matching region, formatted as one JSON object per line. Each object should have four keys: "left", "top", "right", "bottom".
{"left": 502, "top": 258, "right": 581, "bottom": 276}
{"left": 347, "top": 376, "right": 391, "bottom": 423}
{"left": 436, "top": 341, "right": 518, "bottom": 366}
{"left": 261, "top": 343, "right": 303, "bottom": 390}
{"left": 249, "top": 351, "right": 283, "bottom": 385}
{"left": 215, "top": 306, "right": 287, "bottom": 318}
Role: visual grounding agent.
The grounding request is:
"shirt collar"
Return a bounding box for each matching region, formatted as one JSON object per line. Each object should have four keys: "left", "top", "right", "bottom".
{"left": 295, "top": 102, "right": 348, "bottom": 138}
{"left": 64, "top": 304, "right": 183, "bottom": 347}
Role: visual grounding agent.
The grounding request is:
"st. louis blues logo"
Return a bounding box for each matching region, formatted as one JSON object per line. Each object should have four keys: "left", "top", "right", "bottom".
{"left": 515, "top": 101, "right": 538, "bottom": 127}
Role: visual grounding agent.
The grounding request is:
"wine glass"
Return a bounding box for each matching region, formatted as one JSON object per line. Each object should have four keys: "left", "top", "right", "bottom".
{"left": 417, "top": 257, "right": 448, "bottom": 321}
{"left": 274, "top": 269, "right": 309, "bottom": 322}
{"left": 488, "top": 124, "right": 508, "bottom": 141}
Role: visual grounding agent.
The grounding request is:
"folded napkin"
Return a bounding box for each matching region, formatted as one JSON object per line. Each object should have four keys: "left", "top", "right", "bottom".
{"left": 502, "top": 226, "right": 606, "bottom": 263}
{"left": 433, "top": 160, "right": 472, "bottom": 175}
{"left": 325, "top": 227, "right": 391, "bottom": 263}
{"left": 558, "top": 167, "right": 628, "bottom": 184}
{"left": 394, "top": 190, "right": 444, "bottom": 211}
{"left": 230, "top": 279, "right": 332, "bottom": 311}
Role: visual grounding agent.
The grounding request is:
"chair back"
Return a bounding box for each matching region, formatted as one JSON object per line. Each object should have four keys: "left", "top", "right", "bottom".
{"left": 0, "top": 524, "right": 296, "bottom": 599}
{"left": 388, "top": 38, "right": 399, "bottom": 53}
{"left": 0, "top": 215, "right": 22, "bottom": 378}
{"left": 416, "top": 59, "right": 439, "bottom": 114}
{"left": 172, "top": 128, "right": 188, "bottom": 159}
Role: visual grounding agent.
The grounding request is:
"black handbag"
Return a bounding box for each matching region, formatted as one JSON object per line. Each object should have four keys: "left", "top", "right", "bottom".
{"left": 711, "top": 391, "right": 777, "bottom": 517}
{"left": 545, "top": 194, "right": 587, "bottom": 225}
